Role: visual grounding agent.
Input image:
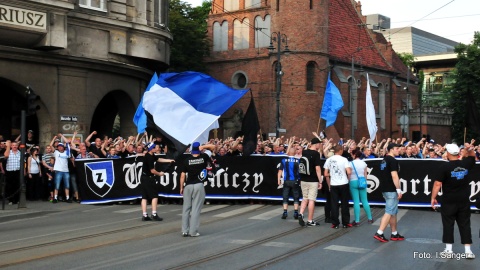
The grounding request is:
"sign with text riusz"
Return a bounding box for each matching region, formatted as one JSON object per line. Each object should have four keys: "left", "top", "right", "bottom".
{"left": 0, "top": 5, "right": 47, "bottom": 31}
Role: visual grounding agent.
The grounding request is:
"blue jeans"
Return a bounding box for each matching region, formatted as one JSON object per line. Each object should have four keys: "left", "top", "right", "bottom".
{"left": 54, "top": 171, "right": 70, "bottom": 190}
{"left": 382, "top": 192, "right": 399, "bottom": 215}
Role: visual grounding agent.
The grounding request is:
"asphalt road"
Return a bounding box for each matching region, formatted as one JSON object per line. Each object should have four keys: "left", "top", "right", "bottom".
{"left": 0, "top": 201, "right": 479, "bottom": 270}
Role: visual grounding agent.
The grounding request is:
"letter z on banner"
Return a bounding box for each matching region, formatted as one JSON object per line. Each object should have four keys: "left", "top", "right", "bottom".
{"left": 85, "top": 161, "right": 115, "bottom": 197}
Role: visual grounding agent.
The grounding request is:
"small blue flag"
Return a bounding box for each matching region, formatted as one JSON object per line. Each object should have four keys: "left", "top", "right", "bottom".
{"left": 320, "top": 72, "right": 344, "bottom": 127}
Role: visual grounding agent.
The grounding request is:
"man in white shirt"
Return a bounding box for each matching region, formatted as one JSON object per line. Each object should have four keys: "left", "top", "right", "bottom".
{"left": 50, "top": 135, "right": 72, "bottom": 203}
{"left": 324, "top": 145, "right": 352, "bottom": 229}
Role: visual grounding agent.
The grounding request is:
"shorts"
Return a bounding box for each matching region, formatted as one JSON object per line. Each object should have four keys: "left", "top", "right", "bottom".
{"left": 300, "top": 181, "right": 318, "bottom": 201}
{"left": 382, "top": 192, "right": 399, "bottom": 215}
{"left": 54, "top": 171, "right": 70, "bottom": 190}
{"left": 141, "top": 175, "right": 158, "bottom": 200}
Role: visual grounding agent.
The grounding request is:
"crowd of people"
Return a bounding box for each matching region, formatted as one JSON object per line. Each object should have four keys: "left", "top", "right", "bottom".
{"left": 1, "top": 129, "right": 479, "bottom": 258}
{"left": 2, "top": 129, "right": 480, "bottom": 205}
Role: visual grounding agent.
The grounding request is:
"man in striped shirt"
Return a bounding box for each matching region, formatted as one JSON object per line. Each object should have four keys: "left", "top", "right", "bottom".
{"left": 278, "top": 147, "right": 300, "bottom": 220}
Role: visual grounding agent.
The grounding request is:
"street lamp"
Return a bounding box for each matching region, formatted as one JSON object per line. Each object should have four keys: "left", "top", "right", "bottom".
{"left": 268, "top": 32, "right": 290, "bottom": 138}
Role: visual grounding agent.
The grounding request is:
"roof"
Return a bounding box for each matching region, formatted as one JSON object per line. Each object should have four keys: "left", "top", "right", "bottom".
{"left": 328, "top": 0, "right": 394, "bottom": 72}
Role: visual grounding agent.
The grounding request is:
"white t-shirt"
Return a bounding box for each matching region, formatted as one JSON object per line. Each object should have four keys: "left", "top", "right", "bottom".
{"left": 324, "top": 154, "right": 351, "bottom": 186}
{"left": 349, "top": 159, "right": 368, "bottom": 181}
{"left": 53, "top": 150, "right": 70, "bottom": 172}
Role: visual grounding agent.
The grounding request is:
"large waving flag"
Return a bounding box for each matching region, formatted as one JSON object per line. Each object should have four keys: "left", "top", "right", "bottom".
{"left": 320, "top": 72, "right": 344, "bottom": 127}
{"left": 366, "top": 73, "right": 378, "bottom": 147}
{"left": 133, "top": 72, "right": 158, "bottom": 133}
{"left": 140, "top": 72, "right": 248, "bottom": 153}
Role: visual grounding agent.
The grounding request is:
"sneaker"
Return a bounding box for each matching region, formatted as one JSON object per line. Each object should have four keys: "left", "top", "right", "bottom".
{"left": 293, "top": 212, "right": 299, "bottom": 220}
{"left": 390, "top": 233, "right": 405, "bottom": 241}
{"left": 439, "top": 249, "right": 454, "bottom": 258}
{"left": 331, "top": 224, "right": 339, "bottom": 229}
{"left": 66, "top": 198, "right": 72, "bottom": 203}
{"left": 151, "top": 214, "right": 163, "bottom": 221}
{"left": 374, "top": 233, "right": 389, "bottom": 243}
{"left": 307, "top": 221, "right": 319, "bottom": 227}
{"left": 48, "top": 196, "right": 53, "bottom": 202}
{"left": 190, "top": 233, "right": 200, "bottom": 237}
{"left": 298, "top": 214, "right": 305, "bottom": 227}
{"left": 52, "top": 199, "right": 58, "bottom": 204}
{"left": 351, "top": 221, "right": 361, "bottom": 227}
{"left": 465, "top": 252, "right": 475, "bottom": 259}
{"left": 142, "top": 215, "right": 152, "bottom": 221}
{"left": 368, "top": 219, "right": 374, "bottom": 224}
{"left": 343, "top": 223, "right": 353, "bottom": 228}
{"left": 281, "top": 212, "right": 288, "bottom": 219}
{"left": 182, "top": 233, "right": 190, "bottom": 237}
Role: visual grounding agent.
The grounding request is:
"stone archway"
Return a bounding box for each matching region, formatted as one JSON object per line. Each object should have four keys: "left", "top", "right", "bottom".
{"left": 89, "top": 90, "right": 137, "bottom": 138}
{"left": 0, "top": 77, "right": 48, "bottom": 144}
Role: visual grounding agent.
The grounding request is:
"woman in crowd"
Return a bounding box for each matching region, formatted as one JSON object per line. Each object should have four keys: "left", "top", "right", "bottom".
{"left": 27, "top": 147, "right": 42, "bottom": 201}
{"left": 349, "top": 149, "right": 373, "bottom": 226}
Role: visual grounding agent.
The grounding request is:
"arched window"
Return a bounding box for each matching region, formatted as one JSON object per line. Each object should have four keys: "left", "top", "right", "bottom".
{"left": 233, "top": 19, "right": 249, "bottom": 50}
{"left": 213, "top": 21, "right": 228, "bottom": 51}
{"left": 255, "top": 15, "right": 271, "bottom": 48}
{"left": 306, "top": 62, "right": 316, "bottom": 91}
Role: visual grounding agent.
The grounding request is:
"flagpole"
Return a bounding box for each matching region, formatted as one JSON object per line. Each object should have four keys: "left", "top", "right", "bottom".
{"left": 317, "top": 117, "right": 322, "bottom": 135}
{"left": 464, "top": 127, "right": 467, "bottom": 144}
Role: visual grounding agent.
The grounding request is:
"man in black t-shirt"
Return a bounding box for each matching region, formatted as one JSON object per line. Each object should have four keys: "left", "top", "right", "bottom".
{"left": 140, "top": 142, "right": 174, "bottom": 221}
{"left": 374, "top": 143, "right": 404, "bottom": 243}
{"left": 297, "top": 138, "right": 323, "bottom": 227}
{"left": 431, "top": 143, "right": 476, "bottom": 259}
{"left": 180, "top": 142, "right": 215, "bottom": 237}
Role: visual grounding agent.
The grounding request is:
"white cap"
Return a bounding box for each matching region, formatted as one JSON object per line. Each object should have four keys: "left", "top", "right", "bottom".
{"left": 445, "top": 144, "right": 460, "bottom": 155}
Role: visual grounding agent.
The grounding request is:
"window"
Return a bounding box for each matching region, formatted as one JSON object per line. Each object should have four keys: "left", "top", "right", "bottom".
{"left": 79, "top": 0, "right": 107, "bottom": 12}
{"left": 154, "top": 0, "right": 168, "bottom": 27}
{"left": 245, "top": 0, "right": 261, "bottom": 9}
{"left": 232, "top": 71, "right": 248, "bottom": 89}
{"left": 306, "top": 62, "right": 316, "bottom": 91}
{"left": 254, "top": 15, "right": 271, "bottom": 48}
{"left": 224, "top": 0, "right": 240, "bottom": 11}
{"left": 213, "top": 21, "right": 228, "bottom": 51}
{"left": 233, "top": 19, "right": 249, "bottom": 50}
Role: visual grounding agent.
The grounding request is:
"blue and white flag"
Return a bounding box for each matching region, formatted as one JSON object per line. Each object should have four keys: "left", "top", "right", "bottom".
{"left": 140, "top": 72, "right": 248, "bottom": 152}
{"left": 320, "top": 72, "right": 344, "bottom": 127}
{"left": 366, "top": 73, "right": 377, "bottom": 147}
{"left": 133, "top": 72, "right": 158, "bottom": 134}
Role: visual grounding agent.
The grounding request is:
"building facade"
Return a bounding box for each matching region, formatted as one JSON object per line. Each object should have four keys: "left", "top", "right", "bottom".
{"left": 0, "top": 0, "right": 171, "bottom": 146}
{"left": 206, "top": 0, "right": 419, "bottom": 142}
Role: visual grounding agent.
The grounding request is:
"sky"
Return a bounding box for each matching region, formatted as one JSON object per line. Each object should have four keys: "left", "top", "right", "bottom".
{"left": 183, "top": 0, "right": 479, "bottom": 44}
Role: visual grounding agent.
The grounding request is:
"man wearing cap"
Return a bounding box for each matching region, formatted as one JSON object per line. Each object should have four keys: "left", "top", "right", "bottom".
{"left": 180, "top": 142, "right": 215, "bottom": 237}
{"left": 140, "top": 142, "right": 174, "bottom": 221}
{"left": 374, "top": 143, "right": 405, "bottom": 242}
{"left": 297, "top": 138, "right": 323, "bottom": 227}
{"left": 49, "top": 134, "right": 73, "bottom": 203}
{"left": 431, "top": 143, "right": 476, "bottom": 259}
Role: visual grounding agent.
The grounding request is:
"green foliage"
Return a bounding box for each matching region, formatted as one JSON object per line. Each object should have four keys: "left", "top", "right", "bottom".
{"left": 449, "top": 32, "right": 480, "bottom": 143}
{"left": 397, "top": 52, "right": 415, "bottom": 67}
{"left": 169, "top": 0, "right": 211, "bottom": 72}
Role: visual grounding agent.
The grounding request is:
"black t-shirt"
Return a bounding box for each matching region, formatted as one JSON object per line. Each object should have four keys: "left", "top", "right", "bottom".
{"left": 378, "top": 155, "right": 399, "bottom": 192}
{"left": 437, "top": 156, "right": 475, "bottom": 203}
{"left": 182, "top": 153, "right": 209, "bottom": 185}
{"left": 88, "top": 143, "right": 105, "bottom": 158}
{"left": 142, "top": 152, "right": 156, "bottom": 177}
{"left": 299, "top": 149, "right": 321, "bottom": 182}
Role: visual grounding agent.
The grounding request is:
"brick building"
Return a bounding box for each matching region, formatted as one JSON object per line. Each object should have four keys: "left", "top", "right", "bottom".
{"left": 206, "top": 0, "right": 420, "bottom": 142}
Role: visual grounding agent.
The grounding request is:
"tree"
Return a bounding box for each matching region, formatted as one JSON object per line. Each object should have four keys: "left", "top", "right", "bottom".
{"left": 448, "top": 32, "right": 480, "bottom": 143}
{"left": 168, "top": 0, "right": 211, "bottom": 72}
{"left": 397, "top": 52, "right": 415, "bottom": 68}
